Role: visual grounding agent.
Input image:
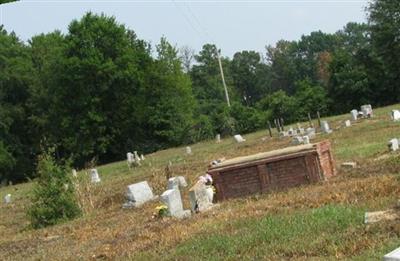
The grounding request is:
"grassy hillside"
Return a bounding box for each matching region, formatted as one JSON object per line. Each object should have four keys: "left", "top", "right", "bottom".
{"left": 1, "top": 104, "right": 400, "bottom": 260}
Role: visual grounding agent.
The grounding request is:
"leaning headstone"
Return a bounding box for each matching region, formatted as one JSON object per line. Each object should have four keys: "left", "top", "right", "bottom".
{"left": 186, "top": 146, "right": 192, "bottom": 155}
{"left": 350, "top": 109, "right": 358, "bottom": 121}
{"left": 90, "top": 169, "right": 101, "bottom": 183}
{"left": 389, "top": 139, "right": 399, "bottom": 151}
{"left": 123, "top": 181, "right": 157, "bottom": 208}
{"left": 392, "top": 110, "right": 400, "bottom": 121}
{"left": 302, "top": 136, "right": 310, "bottom": 144}
{"left": 321, "top": 121, "right": 332, "bottom": 134}
{"left": 167, "top": 176, "right": 188, "bottom": 190}
{"left": 216, "top": 134, "right": 221, "bottom": 143}
{"left": 291, "top": 136, "right": 303, "bottom": 145}
{"left": 344, "top": 120, "right": 351, "bottom": 127}
{"left": 160, "top": 188, "right": 191, "bottom": 219}
{"left": 189, "top": 181, "right": 214, "bottom": 213}
{"left": 384, "top": 247, "right": 400, "bottom": 261}
{"left": 233, "top": 134, "right": 246, "bottom": 143}
{"left": 72, "top": 169, "right": 77, "bottom": 177}
{"left": 4, "top": 194, "right": 11, "bottom": 204}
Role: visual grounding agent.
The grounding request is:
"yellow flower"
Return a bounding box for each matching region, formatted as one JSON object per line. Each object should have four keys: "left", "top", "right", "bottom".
{"left": 155, "top": 205, "right": 168, "bottom": 210}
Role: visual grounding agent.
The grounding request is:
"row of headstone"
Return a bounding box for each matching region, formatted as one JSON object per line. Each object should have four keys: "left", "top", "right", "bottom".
{"left": 127, "top": 151, "right": 145, "bottom": 167}
{"left": 350, "top": 104, "right": 373, "bottom": 121}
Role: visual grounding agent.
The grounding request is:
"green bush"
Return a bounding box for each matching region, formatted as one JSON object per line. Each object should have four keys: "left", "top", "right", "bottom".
{"left": 230, "top": 102, "right": 266, "bottom": 134}
{"left": 28, "top": 150, "right": 81, "bottom": 228}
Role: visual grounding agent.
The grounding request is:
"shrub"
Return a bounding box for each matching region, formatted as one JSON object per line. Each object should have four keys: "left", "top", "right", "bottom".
{"left": 28, "top": 150, "right": 81, "bottom": 228}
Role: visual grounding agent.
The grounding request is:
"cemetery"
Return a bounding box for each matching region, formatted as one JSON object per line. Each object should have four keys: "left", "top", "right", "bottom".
{"left": 1, "top": 104, "right": 400, "bottom": 260}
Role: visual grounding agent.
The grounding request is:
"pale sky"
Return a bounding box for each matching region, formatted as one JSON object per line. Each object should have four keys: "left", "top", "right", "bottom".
{"left": 0, "top": 0, "right": 369, "bottom": 57}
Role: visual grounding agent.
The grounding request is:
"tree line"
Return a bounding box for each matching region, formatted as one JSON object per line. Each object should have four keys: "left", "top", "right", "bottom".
{"left": 0, "top": 0, "right": 398, "bottom": 183}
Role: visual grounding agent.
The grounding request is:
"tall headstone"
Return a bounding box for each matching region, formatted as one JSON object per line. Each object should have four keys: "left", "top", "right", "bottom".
{"left": 216, "top": 134, "right": 221, "bottom": 143}
{"left": 392, "top": 110, "right": 400, "bottom": 121}
{"left": 189, "top": 181, "right": 214, "bottom": 212}
{"left": 167, "top": 176, "right": 188, "bottom": 190}
{"left": 160, "top": 189, "right": 191, "bottom": 218}
{"left": 186, "top": 146, "right": 192, "bottom": 155}
{"left": 233, "top": 134, "right": 246, "bottom": 143}
{"left": 321, "top": 121, "right": 332, "bottom": 134}
{"left": 123, "top": 181, "right": 157, "bottom": 208}
{"left": 127, "top": 152, "right": 134, "bottom": 164}
{"left": 350, "top": 109, "right": 358, "bottom": 121}
{"left": 4, "top": 193, "right": 11, "bottom": 204}
{"left": 389, "top": 139, "right": 399, "bottom": 152}
{"left": 90, "top": 169, "right": 101, "bottom": 183}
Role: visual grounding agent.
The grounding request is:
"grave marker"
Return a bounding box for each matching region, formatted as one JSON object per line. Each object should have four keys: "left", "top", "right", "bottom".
{"left": 321, "top": 121, "right": 332, "bottom": 134}
{"left": 350, "top": 109, "right": 358, "bottom": 121}
{"left": 344, "top": 120, "right": 351, "bottom": 127}
{"left": 167, "top": 176, "right": 188, "bottom": 190}
{"left": 392, "top": 110, "right": 400, "bottom": 121}
{"left": 90, "top": 169, "right": 101, "bottom": 183}
{"left": 233, "top": 134, "right": 246, "bottom": 143}
{"left": 216, "top": 134, "right": 221, "bottom": 143}
{"left": 384, "top": 246, "right": 400, "bottom": 261}
{"left": 189, "top": 181, "right": 214, "bottom": 212}
{"left": 4, "top": 194, "right": 11, "bottom": 204}
{"left": 123, "top": 181, "right": 157, "bottom": 208}
{"left": 186, "top": 146, "right": 192, "bottom": 155}
{"left": 160, "top": 189, "right": 191, "bottom": 218}
{"left": 389, "top": 139, "right": 399, "bottom": 151}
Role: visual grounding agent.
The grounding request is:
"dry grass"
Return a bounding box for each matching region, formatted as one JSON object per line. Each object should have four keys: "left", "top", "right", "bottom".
{"left": 1, "top": 104, "right": 400, "bottom": 260}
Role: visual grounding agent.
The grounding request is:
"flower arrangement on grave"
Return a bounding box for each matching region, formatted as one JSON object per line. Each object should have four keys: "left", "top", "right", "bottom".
{"left": 155, "top": 205, "right": 168, "bottom": 218}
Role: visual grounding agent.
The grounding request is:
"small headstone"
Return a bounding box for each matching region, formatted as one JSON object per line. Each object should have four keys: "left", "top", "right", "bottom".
{"left": 350, "top": 109, "right": 358, "bottom": 121}
{"left": 134, "top": 151, "right": 140, "bottom": 161}
{"left": 321, "top": 121, "right": 332, "bottom": 134}
{"left": 140, "top": 154, "right": 145, "bottom": 161}
{"left": 4, "top": 193, "right": 11, "bottom": 204}
{"left": 364, "top": 209, "right": 400, "bottom": 224}
{"left": 291, "top": 136, "right": 303, "bottom": 145}
{"left": 216, "top": 134, "right": 221, "bottom": 143}
{"left": 302, "top": 136, "right": 310, "bottom": 144}
{"left": 389, "top": 139, "right": 399, "bottom": 152}
{"left": 185, "top": 146, "right": 192, "bottom": 155}
{"left": 344, "top": 120, "right": 351, "bottom": 127}
{"left": 384, "top": 247, "right": 400, "bottom": 261}
{"left": 305, "top": 127, "right": 316, "bottom": 139}
{"left": 160, "top": 188, "right": 191, "bottom": 219}
{"left": 279, "top": 131, "right": 288, "bottom": 138}
{"left": 341, "top": 162, "right": 357, "bottom": 169}
{"left": 189, "top": 181, "right": 214, "bottom": 213}
{"left": 392, "top": 110, "right": 400, "bottom": 121}
{"left": 361, "top": 104, "right": 373, "bottom": 118}
{"left": 90, "top": 169, "right": 101, "bottom": 183}
{"left": 233, "top": 134, "right": 245, "bottom": 143}
{"left": 287, "top": 127, "right": 294, "bottom": 136}
{"left": 123, "top": 181, "right": 157, "bottom": 208}
{"left": 167, "top": 176, "right": 188, "bottom": 190}
{"left": 72, "top": 169, "right": 77, "bottom": 177}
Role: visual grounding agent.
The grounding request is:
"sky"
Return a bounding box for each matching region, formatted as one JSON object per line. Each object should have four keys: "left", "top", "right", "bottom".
{"left": 0, "top": 0, "right": 369, "bottom": 57}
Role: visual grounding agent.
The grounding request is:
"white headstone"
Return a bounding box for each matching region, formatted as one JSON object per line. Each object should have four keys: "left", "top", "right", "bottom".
{"left": 123, "top": 181, "right": 156, "bottom": 208}
{"left": 90, "top": 169, "right": 101, "bottom": 183}
{"left": 361, "top": 104, "right": 373, "bottom": 118}
{"left": 234, "top": 134, "right": 246, "bottom": 143}
{"left": 345, "top": 120, "right": 351, "bottom": 127}
{"left": 140, "top": 154, "right": 145, "bottom": 161}
{"left": 392, "top": 110, "right": 400, "bottom": 121}
{"left": 384, "top": 246, "right": 400, "bottom": 261}
{"left": 167, "top": 176, "right": 188, "bottom": 190}
{"left": 4, "top": 193, "right": 11, "bottom": 204}
{"left": 321, "top": 121, "right": 332, "bottom": 134}
{"left": 291, "top": 136, "right": 303, "bottom": 145}
{"left": 72, "top": 169, "right": 77, "bottom": 177}
{"left": 305, "top": 128, "right": 316, "bottom": 139}
{"left": 302, "top": 136, "right": 310, "bottom": 144}
{"left": 189, "top": 181, "right": 214, "bottom": 212}
{"left": 127, "top": 152, "right": 134, "bottom": 163}
{"left": 216, "top": 134, "right": 221, "bottom": 143}
{"left": 341, "top": 162, "right": 357, "bottom": 169}
{"left": 350, "top": 109, "right": 358, "bottom": 121}
{"left": 160, "top": 188, "right": 191, "bottom": 219}
{"left": 134, "top": 151, "right": 140, "bottom": 161}
{"left": 389, "top": 139, "right": 399, "bottom": 152}
{"left": 185, "top": 146, "right": 192, "bottom": 155}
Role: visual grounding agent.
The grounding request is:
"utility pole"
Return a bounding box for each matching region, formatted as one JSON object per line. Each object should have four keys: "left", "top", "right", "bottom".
{"left": 216, "top": 49, "right": 231, "bottom": 107}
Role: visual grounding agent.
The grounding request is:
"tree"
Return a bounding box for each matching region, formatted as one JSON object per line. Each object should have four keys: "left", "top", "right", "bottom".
{"left": 368, "top": 0, "right": 400, "bottom": 103}
{"left": 28, "top": 149, "right": 80, "bottom": 228}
